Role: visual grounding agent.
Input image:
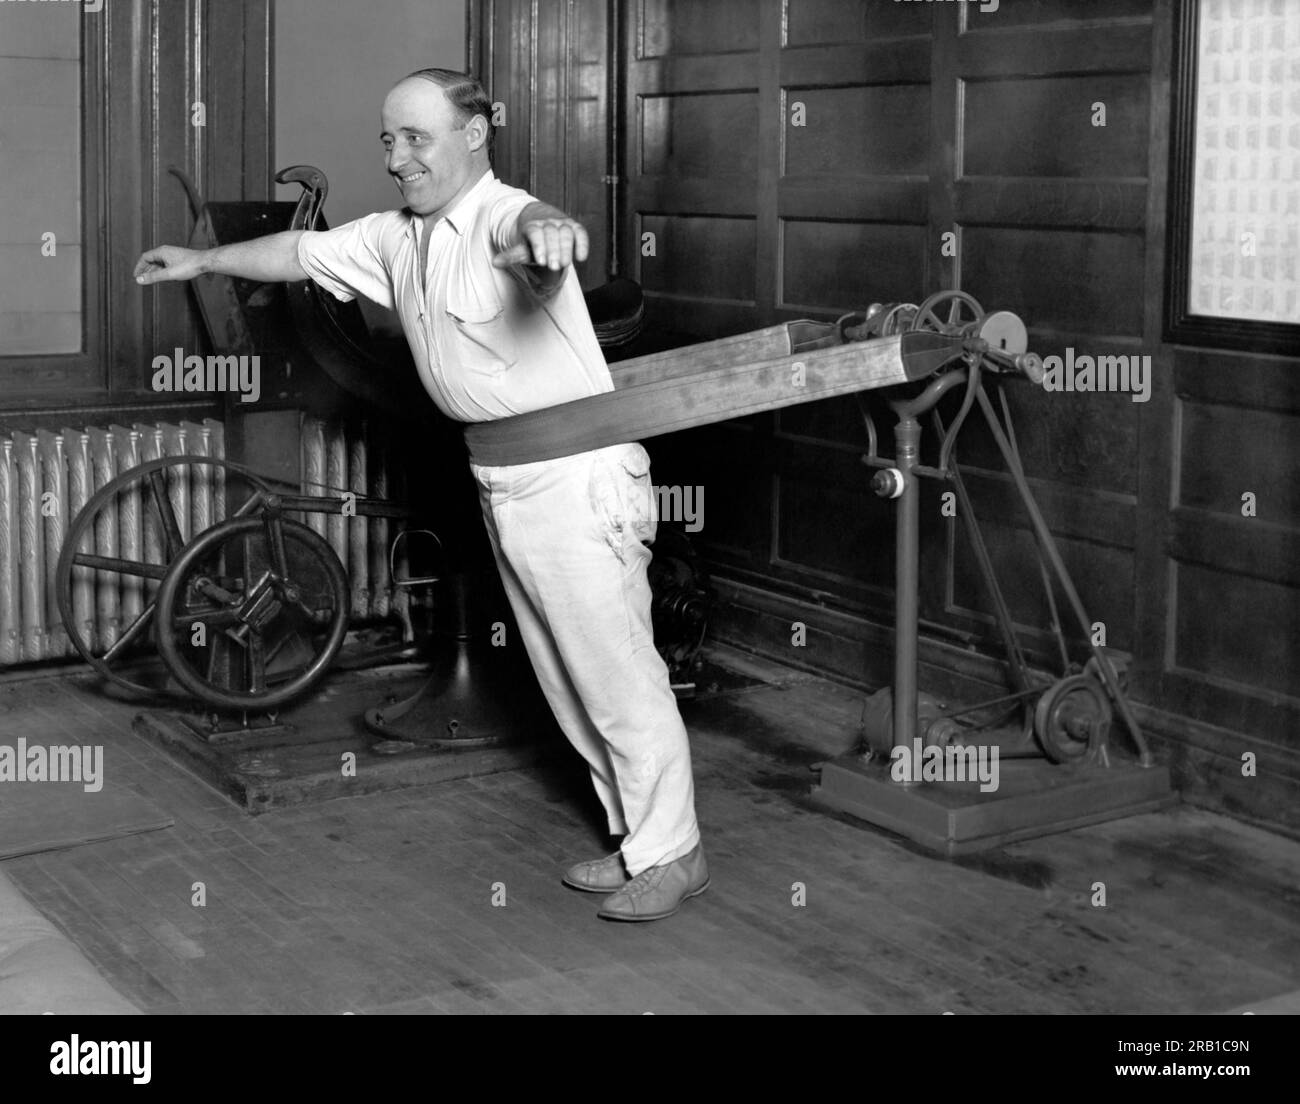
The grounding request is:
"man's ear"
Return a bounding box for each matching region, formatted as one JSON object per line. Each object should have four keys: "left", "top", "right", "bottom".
{"left": 464, "top": 113, "right": 489, "bottom": 154}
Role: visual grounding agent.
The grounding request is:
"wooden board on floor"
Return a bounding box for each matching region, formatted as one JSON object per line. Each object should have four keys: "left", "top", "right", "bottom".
{"left": 0, "top": 781, "right": 173, "bottom": 860}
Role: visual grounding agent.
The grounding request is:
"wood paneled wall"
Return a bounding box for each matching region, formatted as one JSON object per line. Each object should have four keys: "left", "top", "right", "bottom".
{"left": 473, "top": 0, "right": 614, "bottom": 290}
{"left": 479, "top": 0, "right": 1300, "bottom": 833}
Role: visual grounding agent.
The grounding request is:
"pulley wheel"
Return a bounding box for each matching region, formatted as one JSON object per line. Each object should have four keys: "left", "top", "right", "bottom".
{"left": 155, "top": 514, "right": 349, "bottom": 710}
{"left": 977, "top": 310, "right": 1029, "bottom": 356}
{"left": 909, "top": 290, "right": 986, "bottom": 338}
{"left": 1084, "top": 650, "right": 1130, "bottom": 694}
{"left": 1033, "top": 675, "right": 1112, "bottom": 764}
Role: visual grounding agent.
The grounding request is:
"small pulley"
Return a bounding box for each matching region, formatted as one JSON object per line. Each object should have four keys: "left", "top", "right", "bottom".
{"left": 910, "top": 289, "right": 986, "bottom": 338}
{"left": 1033, "top": 674, "right": 1112, "bottom": 765}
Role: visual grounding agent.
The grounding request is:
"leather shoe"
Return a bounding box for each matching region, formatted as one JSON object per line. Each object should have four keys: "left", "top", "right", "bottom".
{"left": 597, "top": 843, "right": 709, "bottom": 921}
{"left": 562, "top": 852, "right": 628, "bottom": 894}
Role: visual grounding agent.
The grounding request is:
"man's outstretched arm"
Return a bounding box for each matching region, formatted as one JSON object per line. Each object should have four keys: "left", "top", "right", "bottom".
{"left": 133, "top": 230, "right": 308, "bottom": 286}
{"left": 491, "top": 201, "right": 589, "bottom": 298}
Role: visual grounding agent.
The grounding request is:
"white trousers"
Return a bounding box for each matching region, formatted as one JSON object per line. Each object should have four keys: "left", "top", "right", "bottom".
{"left": 470, "top": 442, "right": 701, "bottom": 876}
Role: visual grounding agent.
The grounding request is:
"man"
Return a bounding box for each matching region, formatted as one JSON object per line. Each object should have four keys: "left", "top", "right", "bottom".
{"left": 134, "top": 69, "right": 707, "bottom": 922}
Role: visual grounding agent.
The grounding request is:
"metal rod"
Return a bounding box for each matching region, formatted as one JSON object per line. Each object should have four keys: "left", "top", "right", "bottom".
{"left": 998, "top": 388, "right": 1071, "bottom": 673}
{"left": 855, "top": 393, "right": 879, "bottom": 462}
{"left": 891, "top": 365, "right": 969, "bottom": 421}
{"left": 101, "top": 601, "right": 158, "bottom": 662}
{"left": 863, "top": 456, "right": 949, "bottom": 481}
{"left": 892, "top": 416, "right": 921, "bottom": 764}
{"left": 148, "top": 471, "right": 185, "bottom": 558}
{"left": 73, "top": 554, "right": 168, "bottom": 580}
{"left": 264, "top": 511, "right": 289, "bottom": 578}
{"left": 939, "top": 686, "right": 1041, "bottom": 719}
{"left": 233, "top": 492, "right": 268, "bottom": 518}
{"left": 934, "top": 423, "right": 1031, "bottom": 692}
{"left": 268, "top": 493, "right": 410, "bottom": 519}
{"left": 1035, "top": 532, "right": 1071, "bottom": 673}
{"left": 247, "top": 632, "right": 266, "bottom": 694}
{"left": 938, "top": 360, "right": 981, "bottom": 475}
{"left": 171, "top": 609, "right": 241, "bottom": 631}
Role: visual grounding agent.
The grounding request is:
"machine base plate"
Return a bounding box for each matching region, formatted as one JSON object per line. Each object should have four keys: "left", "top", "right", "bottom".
{"left": 811, "top": 753, "right": 1175, "bottom": 856}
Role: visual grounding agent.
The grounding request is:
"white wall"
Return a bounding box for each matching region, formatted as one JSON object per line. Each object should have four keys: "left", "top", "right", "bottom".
{"left": 275, "top": 0, "right": 466, "bottom": 225}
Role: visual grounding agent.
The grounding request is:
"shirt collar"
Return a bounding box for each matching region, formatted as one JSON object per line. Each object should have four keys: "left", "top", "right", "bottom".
{"left": 409, "top": 169, "right": 496, "bottom": 239}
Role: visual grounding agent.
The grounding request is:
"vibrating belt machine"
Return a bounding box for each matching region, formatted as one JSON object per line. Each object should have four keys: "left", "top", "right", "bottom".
{"left": 285, "top": 169, "right": 1173, "bottom": 847}
{"left": 453, "top": 284, "right": 1172, "bottom": 853}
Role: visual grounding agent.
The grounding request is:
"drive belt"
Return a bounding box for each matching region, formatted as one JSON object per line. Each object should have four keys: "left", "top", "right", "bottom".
{"left": 461, "top": 325, "right": 964, "bottom": 467}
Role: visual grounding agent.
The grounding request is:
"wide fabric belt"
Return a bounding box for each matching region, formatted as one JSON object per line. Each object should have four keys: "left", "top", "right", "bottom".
{"left": 463, "top": 322, "right": 959, "bottom": 467}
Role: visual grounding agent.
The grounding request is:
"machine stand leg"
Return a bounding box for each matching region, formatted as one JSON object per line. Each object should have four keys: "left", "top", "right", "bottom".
{"left": 892, "top": 416, "right": 921, "bottom": 780}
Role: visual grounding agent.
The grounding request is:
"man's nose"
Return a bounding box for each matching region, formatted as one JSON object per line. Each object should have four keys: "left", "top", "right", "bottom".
{"left": 387, "top": 148, "right": 407, "bottom": 174}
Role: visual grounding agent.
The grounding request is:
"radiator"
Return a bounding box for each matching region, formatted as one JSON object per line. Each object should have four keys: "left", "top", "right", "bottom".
{"left": 0, "top": 419, "right": 225, "bottom": 665}
{"left": 0, "top": 416, "right": 398, "bottom": 669}
{"left": 300, "top": 416, "right": 402, "bottom": 622}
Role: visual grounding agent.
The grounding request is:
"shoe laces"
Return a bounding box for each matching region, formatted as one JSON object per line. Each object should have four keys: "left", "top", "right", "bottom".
{"left": 618, "top": 865, "right": 666, "bottom": 899}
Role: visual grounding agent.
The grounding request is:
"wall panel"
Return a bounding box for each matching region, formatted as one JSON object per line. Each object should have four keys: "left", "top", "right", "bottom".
{"left": 964, "top": 75, "right": 1150, "bottom": 178}
{"left": 781, "top": 220, "right": 926, "bottom": 311}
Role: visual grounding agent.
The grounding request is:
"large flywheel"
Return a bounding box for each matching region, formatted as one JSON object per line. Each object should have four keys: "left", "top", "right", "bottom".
{"left": 56, "top": 455, "right": 352, "bottom": 710}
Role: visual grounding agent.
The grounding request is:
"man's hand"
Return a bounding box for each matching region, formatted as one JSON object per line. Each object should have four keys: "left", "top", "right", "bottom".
{"left": 133, "top": 245, "right": 207, "bottom": 285}
{"left": 493, "top": 209, "right": 589, "bottom": 273}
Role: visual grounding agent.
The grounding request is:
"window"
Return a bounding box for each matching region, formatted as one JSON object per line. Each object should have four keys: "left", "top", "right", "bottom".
{"left": 1166, "top": 0, "right": 1300, "bottom": 353}
{"left": 0, "top": 1, "right": 103, "bottom": 387}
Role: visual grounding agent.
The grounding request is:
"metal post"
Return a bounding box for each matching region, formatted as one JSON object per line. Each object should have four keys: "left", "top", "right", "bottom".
{"left": 893, "top": 415, "right": 921, "bottom": 764}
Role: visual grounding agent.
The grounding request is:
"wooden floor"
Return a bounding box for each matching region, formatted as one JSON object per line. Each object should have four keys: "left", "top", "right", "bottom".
{"left": 1, "top": 647, "right": 1298, "bottom": 1015}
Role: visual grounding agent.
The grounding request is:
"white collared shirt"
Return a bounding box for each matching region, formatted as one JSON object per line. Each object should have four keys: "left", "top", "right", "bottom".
{"left": 295, "top": 170, "right": 613, "bottom": 423}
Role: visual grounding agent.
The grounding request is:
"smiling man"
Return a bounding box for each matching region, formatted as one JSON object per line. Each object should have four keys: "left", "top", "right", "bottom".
{"left": 133, "top": 68, "right": 708, "bottom": 922}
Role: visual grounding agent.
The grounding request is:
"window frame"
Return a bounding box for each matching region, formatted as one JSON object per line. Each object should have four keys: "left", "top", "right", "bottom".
{"left": 1165, "top": 0, "right": 1300, "bottom": 355}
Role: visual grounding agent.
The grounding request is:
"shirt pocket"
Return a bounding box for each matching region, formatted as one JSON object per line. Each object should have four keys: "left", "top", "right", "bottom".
{"left": 444, "top": 300, "right": 518, "bottom": 374}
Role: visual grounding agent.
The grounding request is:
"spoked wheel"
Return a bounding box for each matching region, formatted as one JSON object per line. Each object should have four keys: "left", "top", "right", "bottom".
{"left": 155, "top": 515, "right": 349, "bottom": 711}
{"left": 910, "top": 290, "right": 986, "bottom": 338}
{"left": 55, "top": 455, "right": 275, "bottom": 699}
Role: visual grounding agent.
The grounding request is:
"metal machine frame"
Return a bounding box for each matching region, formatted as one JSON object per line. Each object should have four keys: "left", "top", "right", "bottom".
{"left": 811, "top": 291, "right": 1173, "bottom": 853}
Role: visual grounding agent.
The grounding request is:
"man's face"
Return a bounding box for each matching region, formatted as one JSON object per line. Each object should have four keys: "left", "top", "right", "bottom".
{"left": 380, "top": 79, "right": 480, "bottom": 217}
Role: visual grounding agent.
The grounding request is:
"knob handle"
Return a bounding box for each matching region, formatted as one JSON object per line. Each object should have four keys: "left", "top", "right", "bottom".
{"left": 871, "top": 468, "right": 905, "bottom": 499}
